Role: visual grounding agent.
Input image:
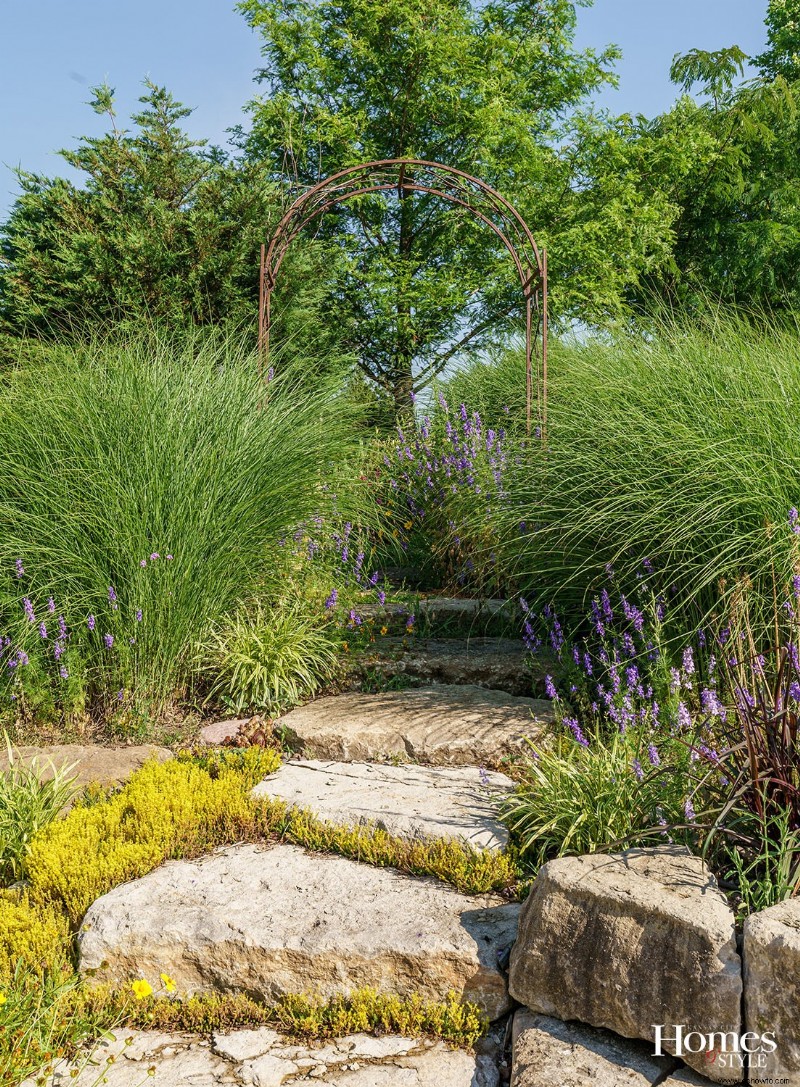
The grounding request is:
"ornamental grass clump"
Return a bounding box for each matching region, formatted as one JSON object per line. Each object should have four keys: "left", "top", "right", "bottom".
{"left": 494, "top": 312, "right": 800, "bottom": 638}
{"left": 200, "top": 600, "right": 341, "bottom": 713}
{"left": 0, "top": 740, "right": 78, "bottom": 885}
{"left": 0, "top": 331, "right": 365, "bottom": 720}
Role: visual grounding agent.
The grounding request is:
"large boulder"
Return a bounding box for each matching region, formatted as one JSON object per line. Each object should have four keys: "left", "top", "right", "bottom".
{"left": 79, "top": 843, "right": 519, "bottom": 1019}
{"left": 24, "top": 1027, "right": 500, "bottom": 1086}
{"left": 277, "top": 685, "right": 551, "bottom": 767}
{"left": 744, "top": 898, "right": 800, "bottom": 1083}
{"left": 252, "top": 759, "right": 514, "bottom": 851}
{"left": 510, "top": 1011, "right": 679, "bottom": 1086}
{"left": 508, "top": 847, "right": 742, "bottom": 1084}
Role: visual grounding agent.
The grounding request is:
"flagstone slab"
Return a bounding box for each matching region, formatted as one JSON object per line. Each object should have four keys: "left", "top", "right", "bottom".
{"left": 252, "top": 759, "right": 514, "bottom": 850}
{"left": 277, "top": 685, "right": 551, "bottom": 768}
{"left": 0, "top": 743, "right": 172, "bottom": 790}
{"left": 79, "top": 843, "right": 520, "bottom": 1020}
{"left": 24, "top": 1027, "right": 500, "bottom": 1086}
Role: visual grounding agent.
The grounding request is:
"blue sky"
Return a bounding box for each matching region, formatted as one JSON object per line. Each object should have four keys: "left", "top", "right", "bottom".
{"left": 0, "top": 1, "right": 769, "bottom": 220}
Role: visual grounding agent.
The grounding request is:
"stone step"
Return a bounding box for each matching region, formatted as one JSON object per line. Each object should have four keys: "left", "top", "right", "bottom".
{"left": 357, "top": 637, "right": 538, "bottom": 697}
{"left": 27, "top": 1027, "right": 501, "bottom": 1086}
{"left": 79, "top": 843, "right": 520, "bottom": 1021}
{"left": 277, "top": 685, "right": 552, "bottom": 768}
{"left": 360, "top": 596, "right": 518, "bottom": 637}
{"left": 252, "top": 759, "right": 515, "bottom": 851}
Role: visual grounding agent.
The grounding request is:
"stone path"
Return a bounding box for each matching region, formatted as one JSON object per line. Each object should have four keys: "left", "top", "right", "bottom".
{"left": 252, "top": 759, "right": 514, "bottom": 850}
{"left": 277, "top": 684, "right": 551, "bottom": 767}
{"left": 79, "top": 843, "right": 520, "bottom": 1020}
{"left": 23, "top": 1028, "right": 501, "bottom": 1086}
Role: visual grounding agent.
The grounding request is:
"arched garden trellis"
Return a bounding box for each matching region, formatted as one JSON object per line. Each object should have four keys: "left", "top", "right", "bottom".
{"left": 258, "top": 159, "right": 548, "bottom": 435}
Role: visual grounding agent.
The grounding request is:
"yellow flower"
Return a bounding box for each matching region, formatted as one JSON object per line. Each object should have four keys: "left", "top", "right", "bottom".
{"left": 380, "top": 626, "right": 388, "bottom": 636}
{"left": 404, "top": 520, "right": 413, "bottom": 530}
{"left": 160, "top": 973, "right": 176, "bottom": 993}
{"left": 130, "top": 979, "right": 153, "bottom": 1000}
{"left": 0, "top": 991, "right": 6, "bottom": 1006}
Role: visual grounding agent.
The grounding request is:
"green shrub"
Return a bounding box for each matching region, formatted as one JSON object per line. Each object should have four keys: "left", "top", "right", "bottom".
{"left": 0, "top": 331, "right": 364, "bottom": 722}
{"left": 501, "top": 729, "right": 690, "bottom": 866}
{"left": 200, "top": 600, "right": 341, "bottom": 713}
{"left": 0, "top": 742, "right": 78, "bottom": 885}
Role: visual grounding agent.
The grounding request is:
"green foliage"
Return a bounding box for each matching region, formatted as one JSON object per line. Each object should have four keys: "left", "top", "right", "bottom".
{"left": 494, "top": 315, "right": 800, "bottom": 635}
{"left": 0, "top": 742, "right": 78, "bottom": 885}
{"left": 0, "top": 82, "right": 329, "bottom": 346}
{"left": 238, "top": 0, "right": 678, "bottom": 404}
{"left": 0, "top": 963, "right": 114, "bottom": 1087}
{"left": 756, "top": 0, "right": 800, "bottom": 81}
{"left": 201, "top": 600, "right": 341, "bottom": 713}
{"left": 501, "top": 730, "right": 690, "bottom": 867}
{"left": 637, "top": 44, "right": 800, "bottom": 313}
{"left": 0, "top": 331, "right": 364, "bottom": 719}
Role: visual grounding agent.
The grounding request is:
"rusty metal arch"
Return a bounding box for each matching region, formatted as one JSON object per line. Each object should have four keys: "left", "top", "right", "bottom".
{"left": 259, "top": 158, "right": 548, "bottom": 434}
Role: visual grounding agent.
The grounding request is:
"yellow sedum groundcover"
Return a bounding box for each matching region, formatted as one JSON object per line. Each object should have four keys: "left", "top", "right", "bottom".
{"left": 0, "top": 744, "right": 516, "bottom": 1076}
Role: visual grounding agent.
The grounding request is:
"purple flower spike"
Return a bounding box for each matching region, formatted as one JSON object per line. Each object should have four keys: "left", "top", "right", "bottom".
{"left": 15, "top": 558, "right": 24, "bottom": 579}
{"left": 135, "top": 609, "right": 143, "bottom": 623}
{"left": 166, "top": 554, "right": 173, "bottom": 561}
{"left": 150, "top": 553, "right": 160, "bottom": 562}
{"left": 647, "top": 743, "right": 661, "bottom": 766}
{"left": 790, "top": 508, "right": 800, "bottom": 534}
{"left": 108, "top": 586, "right": 117, "bottom": 608}
{"left": 39, "top": 622, "right": 47, "bottom": 640}
{"left": 103, "top": 633, "right": 114, "bottom": 648}
{"left": 59, "top": 665, "right": 68, "bottom": 679}
{"left": 325, "top": 589, "right": 338, "bottom": 610}
{"left": 47, "top": 597, "right": 56, "bottom": 614}
{"left": 23, "top": 598, "right": 35, "bottom": 623}
{"left": 139, "top": 559, "right": 147, "bottom": 568}
{"left": 87, "top": 614, "right": 96, "bottom": 632}
{"left": 563, "top": 716, "right": 589, "bottom": 747}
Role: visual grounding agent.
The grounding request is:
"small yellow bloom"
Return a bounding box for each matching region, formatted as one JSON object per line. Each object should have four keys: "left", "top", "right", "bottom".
{"left": 380, "top": 626, "right": 388, "bottom": 636}
{"left": 404, "top": 520, "right": 413, "bottom": 530}
{"left": 160, "top": 973, "right": 176, "bottom": 993}
{"left": 130, "top": 979, "right": 153, "bottom": 1000}
{"left": 0, "top": 991, "right": 6, "bottom": 1006}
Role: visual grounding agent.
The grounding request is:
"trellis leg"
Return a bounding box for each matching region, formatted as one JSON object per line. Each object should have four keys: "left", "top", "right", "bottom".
{"left": 525, "top": 294, "right": 533, "bottom": 438}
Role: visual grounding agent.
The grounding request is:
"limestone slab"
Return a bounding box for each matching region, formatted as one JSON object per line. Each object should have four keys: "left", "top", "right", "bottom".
{"left": 0, "top": 743, "right": 171, "bottom": 789}
{"left": 252, "top": 759, "right": 514, "bottom": 850}
{"left": 508, "top": 847, "right": 742, "bottom": 1084}
{"left": 277, "top": 685, "right": 551, "bottom": 767}
{"left": 25, "top": 1028, "right": 497, "bottom": 1086}
{"left": 744, "top": 897, "right": 800, "bottom": 1084}
{"left": 510, "top": 1011, "right": 678, "bottom": 1086}
{"left": 79, "top": 843, "right": 519, "bottom": 1019}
